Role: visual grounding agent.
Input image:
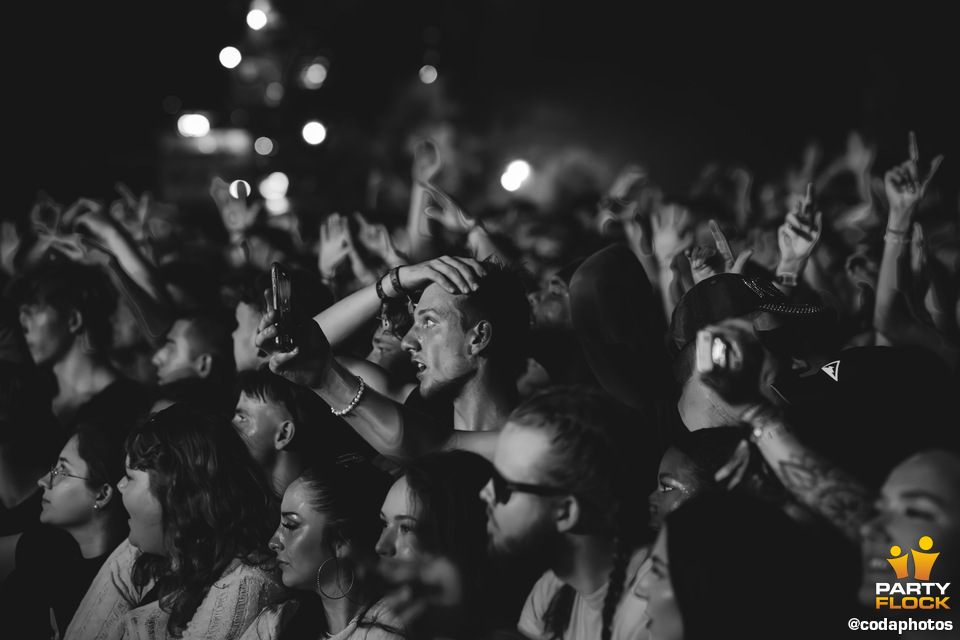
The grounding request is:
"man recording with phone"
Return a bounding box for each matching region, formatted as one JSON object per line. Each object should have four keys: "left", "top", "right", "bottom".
{"left": 255, "top": 254, "right": 531, "bottom": 463}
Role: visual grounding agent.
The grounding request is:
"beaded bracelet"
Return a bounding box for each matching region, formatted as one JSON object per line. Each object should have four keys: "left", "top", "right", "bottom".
{"left": 331, "top": 376, "right": 365, "bottom": 417}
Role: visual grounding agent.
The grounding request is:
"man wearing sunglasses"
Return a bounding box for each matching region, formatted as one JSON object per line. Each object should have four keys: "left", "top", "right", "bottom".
{"left": 480, "top": 386, "right": 652, "bottom": 640}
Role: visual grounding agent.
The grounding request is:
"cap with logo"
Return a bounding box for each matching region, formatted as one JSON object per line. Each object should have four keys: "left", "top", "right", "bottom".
{"left": 667, "top": 273, "right": 836, "bottom": 359}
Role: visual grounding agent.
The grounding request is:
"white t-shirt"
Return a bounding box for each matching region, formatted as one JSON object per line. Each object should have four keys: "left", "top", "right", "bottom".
{"left": 517, "top": 546, "right": 651, "bottom": 640}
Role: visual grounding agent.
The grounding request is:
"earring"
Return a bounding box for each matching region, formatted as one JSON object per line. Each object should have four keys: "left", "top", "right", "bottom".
{"left": 93, "top": 504, "right": 100, "bottom": 511}
{"left": 316, "top": 552, "right": 355, "bottom": 600}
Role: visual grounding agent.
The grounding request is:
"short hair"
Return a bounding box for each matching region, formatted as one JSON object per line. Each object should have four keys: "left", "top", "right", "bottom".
{"left": 235, "top": 368, "right": 374, "bottom": 462}
{"left": 176, "top": 308, "right": 237, "bottom": 382}
{"left": 6, "top": 258, "right": 117, "bottom": 351}
{"left": 126, "top": 404, "right": 277, "bottom": 637}
{"left": 454, "top": 256, "right": 532, "bottom": 377}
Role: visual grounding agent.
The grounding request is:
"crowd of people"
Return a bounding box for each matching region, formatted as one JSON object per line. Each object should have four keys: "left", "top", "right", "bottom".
{"left": 0, "top": 123, "right": 957, "bottom": 640}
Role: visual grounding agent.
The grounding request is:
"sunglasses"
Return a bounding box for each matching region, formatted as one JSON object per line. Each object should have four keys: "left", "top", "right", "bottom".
{"left": 490, "top": 466, "right": 570, "bottom": 505}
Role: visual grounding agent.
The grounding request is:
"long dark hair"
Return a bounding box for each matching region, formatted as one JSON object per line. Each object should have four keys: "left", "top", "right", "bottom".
{"left": 126, "top": 404, "right": 278, "bottom": 638}
{"left": 401, "top": 450, "right": 492, "bottom": 596}
{"left": 278, "top": 460, "right": 401, "bottom": 640}
{"left": 508, "top": 386, "right": 646, "bottom": 640}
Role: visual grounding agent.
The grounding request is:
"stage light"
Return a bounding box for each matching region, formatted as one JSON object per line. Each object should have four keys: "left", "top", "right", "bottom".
{"left": 302, "top": 62, "right": 327, "bottom": 89}
{"left": 229, "top": 180, "right": 251, "bottom": 199}
{"left": 265, "top": 197, "right": 290, "bottom": 216}
{"left": 219, "top": 46, "right": 242, "bottom": 69}
{"left": 419, "top": 65, "right": 438, "bottom": 84}
{"left": 302, "top": 121, "right": 327, "bottom": 145}
{"left": 506, "top": 160, "right": 531, "bottom": 181}
{"left": 265, "top": 82, "right": 284, "bottom": 105}
{"left": 177, "top": 114, "right": 210, "bottom": 138}
{"left": 501, "top": 159, "right": 531, "bottom": 191}
{"left": 247, "top": 9, "right": 267, "bottom": 30}
{"left": 254, "top": 137, "right": 275, "bottom": 156}
{"left": 259, "top": 172, "right": 289, "bottom": 199}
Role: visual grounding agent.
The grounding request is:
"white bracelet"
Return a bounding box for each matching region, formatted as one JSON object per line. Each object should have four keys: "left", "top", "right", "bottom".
{"left": 331, "top": 376, "right": 365, "bottom": 417}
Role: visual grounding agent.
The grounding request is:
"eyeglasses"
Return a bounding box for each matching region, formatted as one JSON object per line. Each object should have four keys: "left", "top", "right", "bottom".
{"left": 48, "top": 464, "right": 90, "bottom": 487}
{"left": 490, "top": 466, "right": 570, "bottom": 505}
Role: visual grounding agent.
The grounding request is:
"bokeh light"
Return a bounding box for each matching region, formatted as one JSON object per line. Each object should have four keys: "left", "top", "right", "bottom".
{"left": 501, "top": 159, "right": 532, "bottom": 191}
{"left": 246, "top": 9, "right": 267, "bottom": 30}
{"left": 302, "top": 121, "right": 327, "bottom": 145}
{"left": 254, "top": 137, "right": 275, "bottom": 156}
{"left": 259, "top": 172, "right": 289, "bottom": 199}
{"left": 419, "top": 65, "right": 438, "bottom": 84}
{"left": 229, "top": 180, "right": 251, "bottom": 199}
{"left": 177, "top": 113, "right": 210, "bottom": 138}
{"left": 219, "top": 46, "right": 242, "bottom": 69}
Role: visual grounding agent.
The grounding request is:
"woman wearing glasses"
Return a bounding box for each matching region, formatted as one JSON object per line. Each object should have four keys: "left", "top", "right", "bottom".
{"left": 64, "top": 404, "right": 286, "bottom": 640}
{"left": 0, "top": 419, "right": 128, "bottom": 639}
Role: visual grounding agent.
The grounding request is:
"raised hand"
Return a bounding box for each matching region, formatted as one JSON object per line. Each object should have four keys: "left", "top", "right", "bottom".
{"left": 28, "top": 190, "right": 64, "bottom": 236}
{"left": 650, "top": 202, "right": 694, "bottom": 267}
{"left": 421, "top": 183, "right": 480, "bottom": 235}
{"left": 884, "top": 131, "right": 944, "bottom": 230}
{"left": 318, "top": 212, "right": 355, "bottom": 279}
{"left": 255, "top": 293, "right": 333, "bottom": 390}
{"left": 210, "top": 175, "right": 262, "bottom": 238}
{"left": 393, "top": 255, "right": 487, "bottom": 296}
{"left": 777, "top": 184, "right": 822, "bottom": 271}
{"left": 707, "top": 219, "right": 753, "bottom": 274}
{"left": 354, "top": 212, "right": 406, "bottom": 266}
{"left": 685, "top": 245, "right": 725, "bottom": 285}
{"left": 412, "top": 138, "right": 443, "bottom": 184}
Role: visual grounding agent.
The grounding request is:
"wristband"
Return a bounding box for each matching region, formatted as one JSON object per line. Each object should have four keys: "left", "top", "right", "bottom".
{"left": 775, "top": 272, "right": 798, "bottom": 287}
{"left": 884, "top": 228, "right": 910, "bottom": 245}
{"left": 375, "top": 274, "right": 387, "bottom": 301}
{"left": 389, "top": 266, "right": 409, "bottom": 298}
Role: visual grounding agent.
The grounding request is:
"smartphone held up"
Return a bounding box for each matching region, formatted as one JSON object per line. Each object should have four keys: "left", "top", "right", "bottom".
{"left": 695, "top": 329, "right": 763, "bottom": 405}
{"left": 271, "top": 262, "right": 296, "bottom": 352}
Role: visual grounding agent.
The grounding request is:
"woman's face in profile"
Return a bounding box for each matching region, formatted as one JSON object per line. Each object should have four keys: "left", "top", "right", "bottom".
{"left": 118, "top": 457, "right": 165, "bottom": 555}
{"left": 376, "top": 476, "right": 424, "bottom": 561}
{"left": 636, "top": 527, "right": 683, "bottom": 640}
{"left": 269, "top": 478, "right": 337, "bottom": 592}
{"left": 648, "top": 447, "right": 703, "bottom": 530}
{"left": 858, "top": 450, "right": 960, "bottom": 606}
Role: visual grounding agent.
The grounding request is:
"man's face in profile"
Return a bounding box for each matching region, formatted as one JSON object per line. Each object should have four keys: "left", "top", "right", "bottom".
{"left": 401, "top": 283, "right": 476, "bottom": 399}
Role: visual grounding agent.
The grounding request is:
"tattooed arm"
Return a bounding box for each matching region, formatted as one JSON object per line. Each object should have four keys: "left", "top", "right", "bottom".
{"left": 742, "top": 404, "right": 875, "bottom": 543}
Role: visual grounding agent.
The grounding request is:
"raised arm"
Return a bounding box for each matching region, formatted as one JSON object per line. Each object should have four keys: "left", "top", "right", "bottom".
{"left": 773, "top": 184, "right": 822, "bottom": 296}
{"left": 873, "top": 132, "right": 951, "bottom": 358}
{"left": 406, "top": 139, "right": 444, "bottom": 263}
{"left": 699, "top": 317, "right": 876, "bottom": 543}
{"left": 265, "top": 256, "right": 499, "bottom": 462}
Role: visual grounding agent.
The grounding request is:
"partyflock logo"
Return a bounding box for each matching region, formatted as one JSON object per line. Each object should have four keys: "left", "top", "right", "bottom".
{"left": 875, "top": 536, "right": 950, "bottom": 610}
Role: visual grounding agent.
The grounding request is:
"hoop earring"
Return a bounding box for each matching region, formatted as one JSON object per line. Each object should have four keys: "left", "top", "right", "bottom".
{"left": 316, "top": 554, "right": 355, "bottom": 600}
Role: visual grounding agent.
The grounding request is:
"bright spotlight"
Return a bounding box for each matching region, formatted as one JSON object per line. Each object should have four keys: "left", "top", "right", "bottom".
{"left": 219, "top": 47, "right": 242, "bottom": 69}
{"left": 506, "top": 160, "right": 531, "bottom": 181}
{"left": 302, "top": 121, "right": 327, "bottom": 145}
{"left": 177, "top": 113, "right": 210, "bottom": 138}
{"left": 246, "top": 9, "right": 268, "bottom": 30}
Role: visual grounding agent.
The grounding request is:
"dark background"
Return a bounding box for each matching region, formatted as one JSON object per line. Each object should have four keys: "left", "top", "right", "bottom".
{"left": 8, "top": 0, "right": 958, "bottom": 218}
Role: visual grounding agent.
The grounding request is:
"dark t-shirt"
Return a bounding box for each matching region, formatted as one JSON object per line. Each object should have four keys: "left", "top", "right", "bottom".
{"left": 0, "top": 487, "right": 42, "bottom": 537}
{"left": 71, "top": 376, "right": 149, "bottom": 434}
{"left": 0, "top": 523, "right": 115, "bottom": 640}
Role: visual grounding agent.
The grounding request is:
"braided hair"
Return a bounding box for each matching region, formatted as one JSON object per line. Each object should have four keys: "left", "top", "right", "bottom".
{"left": 508, "top": 385, "right": 645, "bottom": 640}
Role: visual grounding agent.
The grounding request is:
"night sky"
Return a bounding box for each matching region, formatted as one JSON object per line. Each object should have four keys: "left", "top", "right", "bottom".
{"left": 9, "top": 1, "right": 958, "bottom": 216}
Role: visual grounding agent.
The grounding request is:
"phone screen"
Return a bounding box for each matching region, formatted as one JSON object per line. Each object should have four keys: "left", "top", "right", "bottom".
{"left": 271, "top": 262, "right": 295, "bottom": 352}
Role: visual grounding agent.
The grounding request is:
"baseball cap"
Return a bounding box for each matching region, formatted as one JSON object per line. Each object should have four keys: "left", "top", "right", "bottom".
{"left": 667, "top": 273, "right": 835, "bottom": 359}
{"left": 777, "top": 345, "right": 960, "bottom": 489}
